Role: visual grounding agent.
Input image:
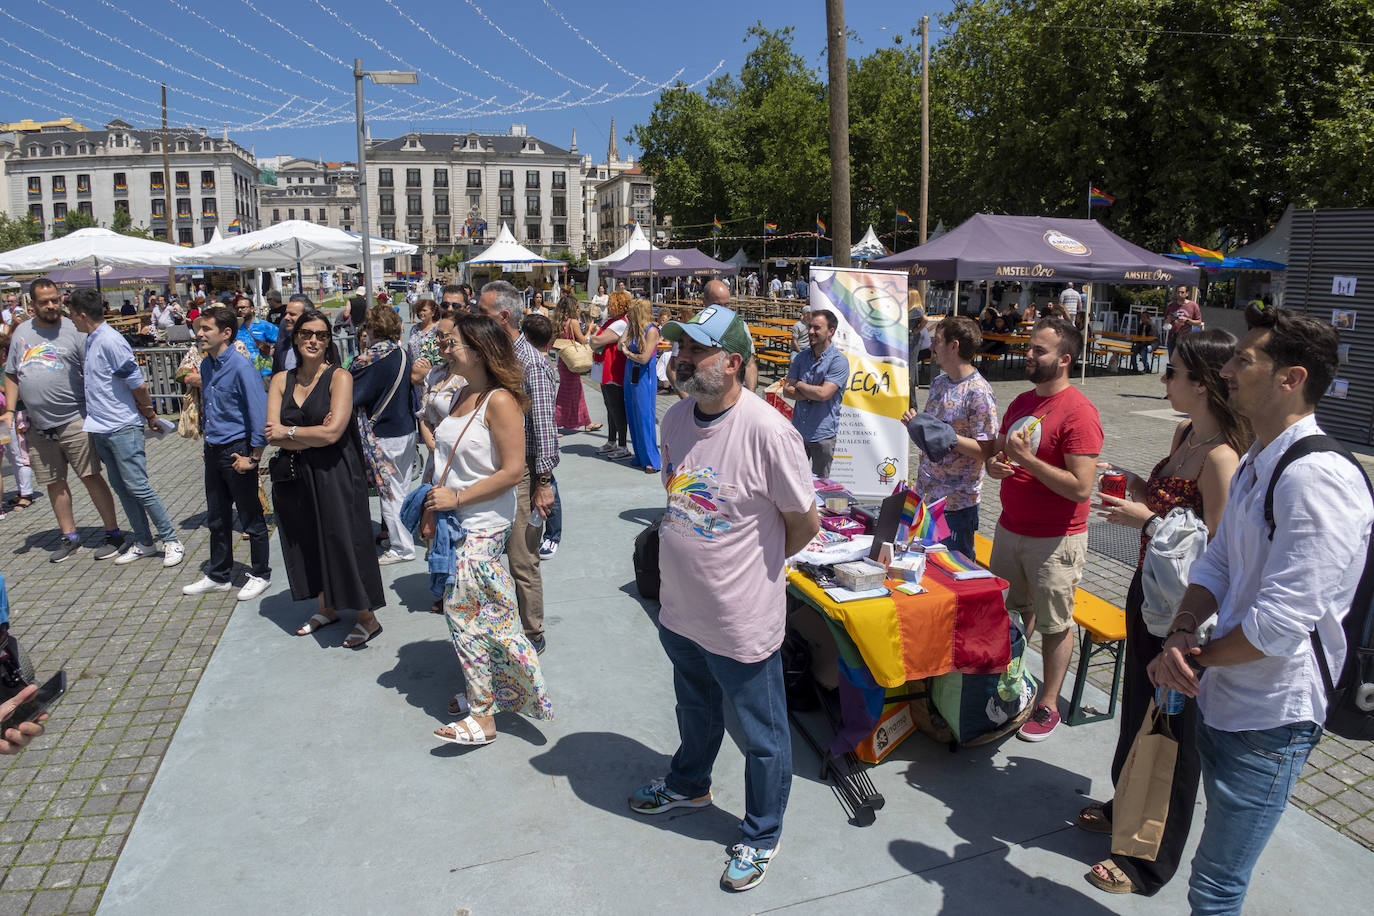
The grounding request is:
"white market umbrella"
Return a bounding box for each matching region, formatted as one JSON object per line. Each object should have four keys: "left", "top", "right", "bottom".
{"left": 174, "top": 219, "right": 417, "bottom": 268}
{"left": 0, "top": 227, "right": 184, "bottom": 272}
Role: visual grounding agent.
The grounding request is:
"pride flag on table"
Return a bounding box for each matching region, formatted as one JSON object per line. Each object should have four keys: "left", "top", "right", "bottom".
{"left": 763, "top": 220, "right": 778, "bottom": 235}
{"left": 896, "top": 208, "right": 911, "bottom": 225}
{"left": 893, "top": 485, "right": 950, "bottom": 547}
{"left": 1177, "top": 238, "right": 1224, "bottom": 268}
{"left": 1089, "top": 186, "right": 1115, "bottom": 207}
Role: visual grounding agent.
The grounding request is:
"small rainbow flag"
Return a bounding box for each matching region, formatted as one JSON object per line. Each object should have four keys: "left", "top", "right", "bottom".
{"left": 712, "top": 216, "right": 722, "bottom": 233}
{"left": 228, "top": 218, "right": 241, "bottom": 233}
{"left": 928, "top": 550, "right": 988, "bottom": 579}
{"left": 815, "top": 216, "right": 826, "bottom": 235}
{"left": 893, "top": 486, "right": 950, "bottom": 547}
{"left": 1090, "top": 186, "right": 1115, "bottom": 207}
{"left": 896, "top": 208, "right": 911, "bottom": 225}
{"left": 763, "top": 221, "right": 777, "bottom": 235}
{"left": 623, "top": 221, "right": 636, "bottom": 230}
{"left": 1178, "top": 239, "right": 1224, "bottom": 267}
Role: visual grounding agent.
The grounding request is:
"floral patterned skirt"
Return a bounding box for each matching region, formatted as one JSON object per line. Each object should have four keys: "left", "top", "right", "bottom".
{"left": 444, "top": 525, "right": 553, "bottom": 721}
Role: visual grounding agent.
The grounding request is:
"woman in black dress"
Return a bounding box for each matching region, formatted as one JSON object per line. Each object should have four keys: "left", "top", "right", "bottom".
{"left": 265, "top": 309, "right": 385, "bottom": 648}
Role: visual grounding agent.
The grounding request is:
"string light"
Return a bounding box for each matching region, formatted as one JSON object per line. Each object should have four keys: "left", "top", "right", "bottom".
{"left": 462, "top": 0, "right": 599, "bottom": 92}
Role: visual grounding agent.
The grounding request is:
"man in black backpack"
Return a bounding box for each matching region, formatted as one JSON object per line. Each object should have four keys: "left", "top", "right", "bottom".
{"left": 1149, "top": 302, "right": 1373, "bottom": 915}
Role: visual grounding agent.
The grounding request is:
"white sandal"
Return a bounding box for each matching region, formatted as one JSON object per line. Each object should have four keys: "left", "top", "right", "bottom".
{"left": 434, "top": 716, "right": 495, "bottom": 746}
{"left": 296, "top": 613, "right": 339, "bottom": 635}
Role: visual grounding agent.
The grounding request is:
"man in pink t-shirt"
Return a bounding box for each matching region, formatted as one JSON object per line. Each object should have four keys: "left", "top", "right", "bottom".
{"left": 628, "top": 305, "right": 818, "bottom": 893}
{"left": 1165, "top": 285, "right": 1203, "bottom": 356}
{"left": 986, "top": 317, "right": 1103, "bottom": 742}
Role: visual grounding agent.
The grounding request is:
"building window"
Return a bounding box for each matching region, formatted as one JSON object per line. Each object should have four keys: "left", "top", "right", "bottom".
{"left": 273, "top": 208, "right": 280, "bottom": 221}
{"left": 552, "top": 197, "right": 566, "bottom": 217}
{"left": 378, "top": 168, "right": 393, "bottom": 187}
{"left": 381, "top": 223, "right": 395, "bottom": 240}
{"left": 434, "top": 195, "right": 449, "bottom": 215}
{"left": 407, "top": 194, "right": 422, "bottom": 216}
{"left": 28, "top": 204, "right": 42, "bottom": 227}
{"left": 499, "top": 194, "right": 514, "bottom": 217}
{"left": 342, "top": 207, "right": 351, "bottom": 221}
{"left": 526, "top": 223, "right": 540, "bottom": 243}
{"left": 150, "top": 171, "right": 164, "bottom": 192}
{"left": 433, "top": 168, "right": 448, "bottom": 188}
{"left": 379, "top": 194, "right": 395, "bottom": 216}
{"left": 466, "top": 169, "right": 481, "bottom": 188}
{"left": 343, "top": 224, "right": 352, "bottom": 232}
{"left": 176, "top": 139, "right": 187, "bottom": 152}
{"left": 525, "top": 195, "right": 540, "bottom": 215}
{"left": 201, "top": 170, "right": 215, "bottom": 191}
{"left": 499, "top": 170, "right": 513, "bottom": 189}
{"left": 203, "top": 227, "right": 216, "bottom": 243}
{"left": 552, "top": 224, "right": 567, "bottom": 244}
{"left": 526, "top": 170, "right": 540, "bottom": 189}
{"left": 552, "top": 171, "right": 566, "bottom": 190}
{"left": 178, "top": 228, "right": 193, "bottom": 245}
{"left": 318, "top": 208, "right": 326, "bottom": 222}
{"left": 113, "top": 172, "right": 127, "bottom": 193}
{"left": 406, "top": 168, "right": 421, "bottom": 188}
{"left": 177, "top": 198, "right": 192, "bottom": 218}
{"left": 202, "top": 197, "right": 217, "bottom": 218}
{"left": 53, "top": 202, "right": 68, "bottom": 222}
{"left": 78, "top": 201, "right": 93, "bottom": 217}
{"left": 407, "top": 225, "right": 422, "bottom": 243}
{"left": 469, "top": 194, "right": 481, "bottom": 209}
{"left": 288, "top": 208, "right": 295, "bottom": 220}
{"left": 76, "top": 174, "right": 91, "bottom": 194}
{"left": 26, "top": 177, "right": 40, "bottom": 196}
{"left": 52, "top": 176, "right": 66, "bottom": 195}
{"left": 114, "top": 199, "right": 129, "bottom": 216}
{"left": 436, "top": 223, "right": 450, "bottom": 243}
{"left": 151, "top": 199, "right": 166, "bottom": 217}
{"left": 175, "top": 171, "right": 190, "bottom": 191}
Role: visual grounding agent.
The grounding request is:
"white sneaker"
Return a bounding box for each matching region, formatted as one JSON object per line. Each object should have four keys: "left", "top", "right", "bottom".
{"left": 114, "top": 542, "right": 156, "bottom": 565}
{"left": 377, "top": 549, "right": 410, "bottom": 566}
{"left": 162, "top": 541, "right": 185, "bottom": 568}
{"left": 182, "top": 575, "right": 232, "bottom": 596}
{"left": 538, "top": 537, "right": 558, "bottom": 559}
{"left": 237, "top": 575, "right": 271, "bottom": 602}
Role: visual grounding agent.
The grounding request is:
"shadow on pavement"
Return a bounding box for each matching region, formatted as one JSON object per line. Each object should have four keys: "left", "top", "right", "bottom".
{"left": 528, "top": 731, "right": 742, "bottom": 845}
{"left": 888, "top": 750, "right": 1115, "bottom": 913}
{"left": 617, "top": 507, "right": 663, "bottom": 529}
{"left": 11, "top": 524, "right": 101, "bottom": 556}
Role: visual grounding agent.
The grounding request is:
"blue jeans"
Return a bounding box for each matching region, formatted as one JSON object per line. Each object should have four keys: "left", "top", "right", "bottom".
{"left": 544, "top": 478, "right": 561, "bottom": 543}
{"left": 91, "top": 426, "right": 177, "bottom": 546}
{"left": 657, "top": 624, "right": 792, "bottom": 848}
{"left": 941, "top": 504, "right": 979, "bottom": 558}
{"left": 1188, "top": 716, "right": 1322, "bottom": 915}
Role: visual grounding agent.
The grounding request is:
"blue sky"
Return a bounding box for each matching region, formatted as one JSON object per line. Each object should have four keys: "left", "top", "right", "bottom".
{"left": 0, "top": 0, "right": 955, "bottom": 162}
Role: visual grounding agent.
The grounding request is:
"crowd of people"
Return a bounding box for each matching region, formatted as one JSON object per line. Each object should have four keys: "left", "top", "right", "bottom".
{"left": 0, "top": 272, "right": 1364, "bottom": 911}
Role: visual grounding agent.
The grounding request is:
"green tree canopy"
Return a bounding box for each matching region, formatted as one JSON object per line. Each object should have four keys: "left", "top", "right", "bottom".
{"left": 0, "top": 213, "right": 40, "bottom": 252}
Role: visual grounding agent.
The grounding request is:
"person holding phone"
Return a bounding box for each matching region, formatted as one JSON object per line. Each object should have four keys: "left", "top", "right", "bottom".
{"left": 0, "top": 577, "right": 47, "bottom": 755}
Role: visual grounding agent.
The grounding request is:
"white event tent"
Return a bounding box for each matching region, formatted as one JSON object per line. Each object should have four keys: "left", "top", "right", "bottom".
{"left": 588, "top": 223, "right": 654, "bottom": 293}
{"left": 465, "top": 224, "right": 566, "bottom": 289}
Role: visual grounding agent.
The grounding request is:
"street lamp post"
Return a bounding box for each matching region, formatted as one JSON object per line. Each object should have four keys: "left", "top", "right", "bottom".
{"left": 353, "top": 59, "right": 417, "bottom": 311}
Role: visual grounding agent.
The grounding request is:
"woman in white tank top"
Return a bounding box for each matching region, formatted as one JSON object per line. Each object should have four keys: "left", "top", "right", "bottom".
{"left": 424, "top": 314, "right": 553, "bottom": 745}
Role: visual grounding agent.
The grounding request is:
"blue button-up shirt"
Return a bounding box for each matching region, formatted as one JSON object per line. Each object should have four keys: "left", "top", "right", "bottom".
{"left": 200, "top": 346, "right": 267, "bottom": 447}
{"left": 786, "top": 344, "right": 850, "bottom": 442}
{"left": 82, "top": 321, "right": 144, "bottom": 434}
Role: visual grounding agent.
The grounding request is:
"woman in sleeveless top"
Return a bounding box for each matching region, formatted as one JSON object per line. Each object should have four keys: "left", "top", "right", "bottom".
{"left": 266, "top": 309, "right": 386, "bottom": 649}
{"left": 1078, "top": 330, "right": 1251, "bottom": 895}
{"left": 552, "top": 297, "right": 598, "bottom": 433}
{"left": 619, "top": 297, "right": 661, "bottom": 473}
{"left": 426, "top": 314, "right": 553, "bottom": 746}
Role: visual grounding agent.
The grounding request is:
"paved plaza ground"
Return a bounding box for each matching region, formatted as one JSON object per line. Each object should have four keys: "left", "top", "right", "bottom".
{"left": 0, "top": 350, "right": 1372, "bottom": 914}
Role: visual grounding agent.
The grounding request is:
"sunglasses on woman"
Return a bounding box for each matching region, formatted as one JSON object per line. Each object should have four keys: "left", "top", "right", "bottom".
{"left": 295, "top": 329, "right": 330, "bottom": 342}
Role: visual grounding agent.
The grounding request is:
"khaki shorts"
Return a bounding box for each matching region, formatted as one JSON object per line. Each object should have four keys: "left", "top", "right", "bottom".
{"left": 27, "top": 417, "right": 101, "bottom": 487}
{"left": 988, "top": 522, "right": 1087, "bottom": 636}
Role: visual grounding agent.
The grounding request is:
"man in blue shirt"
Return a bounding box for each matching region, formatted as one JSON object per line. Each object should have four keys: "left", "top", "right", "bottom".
{"left": 182, "top": 305, "right": 271, "bottom": 602}
{"left": 783, "top": 308, "right": 850, "bottom": 478}
{"left": 67, "top": 289, "right": 184, "bottom": 569}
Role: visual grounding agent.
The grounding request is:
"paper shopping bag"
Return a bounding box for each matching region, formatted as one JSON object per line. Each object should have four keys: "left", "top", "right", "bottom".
{"left": 1110, "top": 700, "right": 1178, "bottom": 861}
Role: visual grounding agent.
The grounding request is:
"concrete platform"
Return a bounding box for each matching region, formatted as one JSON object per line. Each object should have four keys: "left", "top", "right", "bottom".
{"left": 97, "top": 383, "right": 1374, "bottom": 915}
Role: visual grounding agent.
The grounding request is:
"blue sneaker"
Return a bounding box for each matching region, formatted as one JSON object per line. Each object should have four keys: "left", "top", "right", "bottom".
{"left": 721, "top": 842, "right": 778, "bottom": 892}
{"left": 628, "top": 778, "right": 712, "bottom": 815}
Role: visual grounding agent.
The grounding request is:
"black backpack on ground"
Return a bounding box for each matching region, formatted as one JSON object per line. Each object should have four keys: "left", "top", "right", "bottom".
{"left": 632, "top": 515, "right": 663, "bottom": 603}
{"left": 1263, "top": 434, "right": 1374, "bottom": 741}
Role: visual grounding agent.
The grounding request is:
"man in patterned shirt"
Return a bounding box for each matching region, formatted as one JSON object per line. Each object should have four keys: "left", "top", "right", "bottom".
{"left": 477, "top": 280, "right": 558, "bottom": 654}
{"left": 903, "top": 316, "right": 998, "bottom": 557}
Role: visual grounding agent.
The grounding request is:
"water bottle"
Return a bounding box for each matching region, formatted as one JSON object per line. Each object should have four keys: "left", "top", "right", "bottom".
{"left": 1155, "top": 685, "right": 1185, "bottom": 715}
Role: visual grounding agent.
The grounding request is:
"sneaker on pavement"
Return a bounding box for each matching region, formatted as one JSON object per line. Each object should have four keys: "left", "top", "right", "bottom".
{"left": 93, "top": 533, "right": 127, "bottom": 561}
{"left": 611, "top": 446, "right": 633, "bottom": 460}
{"left": 595, "top": 443, "right": 616, "bottom": 455}
{"left": 721, "top": 842, "right": 778, "bottom": 892}
{"left": 628, "top": 778, "right": 712, "bottom": 816}
{"left": 182, "top": 575, "right": 232, "bottom": 596}
{"left": 1017, "top": 704, "right": 1061, "bottom": 742}
{"left": 49, "top": 536, "right": 80, "bottom": 564}
{"left": 237, "top": 575, "right": 270, "bottom": 602}
{"left": 162, "top": 541, "right": 185, "bottom": 568}
{"left": 377, "top": 549, "right": 409, "bottom": 566}
{"left": 538, "top": 537, "right": 558, "bottom": 559}
{"left": 114, "top": 542, "right": 157, "bottom": 566}
{"left": 529, "top": 633, "right": 546, "bottom": 655}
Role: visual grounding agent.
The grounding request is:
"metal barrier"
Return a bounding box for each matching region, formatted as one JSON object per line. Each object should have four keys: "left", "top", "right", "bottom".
{"left": 132, "top": 347, "right": 188, "bottom": 415}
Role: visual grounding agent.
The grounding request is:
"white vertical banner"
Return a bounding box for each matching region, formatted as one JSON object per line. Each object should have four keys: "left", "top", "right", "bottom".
{"left": 808, "top": 266, "right": 910, "bottom": 497}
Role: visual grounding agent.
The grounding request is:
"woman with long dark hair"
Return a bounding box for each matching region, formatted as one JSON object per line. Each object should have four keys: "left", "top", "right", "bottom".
{"left": 350, "top": 305, "right": 415, "bottom": 565}
{"left": 426, "top": 314, "right": 552, "bottom": 745}
{"left": 266, "top": 309, "right": 385, "bottom": 649}
{"left": 1078, "top": 328, "right": 1251, "bottom": 895}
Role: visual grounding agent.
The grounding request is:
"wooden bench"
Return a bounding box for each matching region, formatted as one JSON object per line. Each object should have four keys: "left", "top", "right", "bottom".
{"left": 754, "top": 351, "right": 790, "bottom": 377}
{"left": 972, "top": 533, "right": 1127, "bottom": 725}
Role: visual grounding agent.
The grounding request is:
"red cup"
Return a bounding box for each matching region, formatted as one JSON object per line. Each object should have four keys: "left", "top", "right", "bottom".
{"left": 1100, "top": 472, "right": 1127, "bottom": 499}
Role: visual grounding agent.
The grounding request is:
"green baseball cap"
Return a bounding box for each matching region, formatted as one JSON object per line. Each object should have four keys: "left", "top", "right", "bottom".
{"left": 662, "top": 305, "right": 753, "bottom": 361}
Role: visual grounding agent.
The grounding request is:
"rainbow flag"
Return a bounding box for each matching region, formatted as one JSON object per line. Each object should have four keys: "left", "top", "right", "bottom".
{"left": 896, "top": 208, "right": 911, "bottom": 225}
{"left": 228, "top": 218, "right": 241, "bottom": 233}
{"left": 712, "top": 216, "right": 722, "bottom": 233}
{"left": 623, "top": 221, "right": 636, "bottom": 230}
{"left": 928, "top": 550, "right": 988, "bottom": 578}
{"left": 1178, "top": 238, "right": 1224, "bottom": 267}
{"left": 894, "top": 487, "right": 922, "bottom": 544}
{"left": 1090, "top": 186, "right": 1115, "bottom": 207}
{"left": 763, "top": 221, "right": 777, "bottom": 234}
{"left": 815, "top": 216, "right": 826, "bottom": 235}
{"left": 892, "top": 487, "right": 950, "bottom": 547}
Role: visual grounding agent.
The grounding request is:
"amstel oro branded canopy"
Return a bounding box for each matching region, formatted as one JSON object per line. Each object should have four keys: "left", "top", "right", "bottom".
{"left": 870, "top": 214, "right": 1199, "bottom": 286}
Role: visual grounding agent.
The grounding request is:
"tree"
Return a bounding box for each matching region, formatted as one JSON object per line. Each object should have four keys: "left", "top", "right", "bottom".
{"left": 0, "top": 213, "right": 40, "bottom": 252}
{"left": 111, "top": 207, "right": 152, "bottom": 239}
{"left": 57, "top": 209, "right": 97, "bottom": 236}
{"left": 436, "top": 251, "right": 465, "bottom": 272}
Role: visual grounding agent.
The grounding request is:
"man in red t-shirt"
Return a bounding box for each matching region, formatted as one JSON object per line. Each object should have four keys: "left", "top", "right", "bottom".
{"left": 1165, "top": 285, "right": 1202, "bottom": 357}
{"left": 986, "top": 317, "right": 1103, "bottom": 741}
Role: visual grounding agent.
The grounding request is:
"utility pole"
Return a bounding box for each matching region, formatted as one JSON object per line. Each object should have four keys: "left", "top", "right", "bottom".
{"left": 918, "top": 15, "right": 930, "bottom": 301}
{"left": 826, "top": 0, "right": 852, "bottom": 268}
{"left": 161, "top": 84, "right": 175, "bottom": 295}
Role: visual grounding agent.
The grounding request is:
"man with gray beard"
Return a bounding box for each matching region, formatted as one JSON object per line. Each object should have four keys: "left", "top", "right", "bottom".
{"left": 630, "top": 304, "right": 818, "bottom": 892}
